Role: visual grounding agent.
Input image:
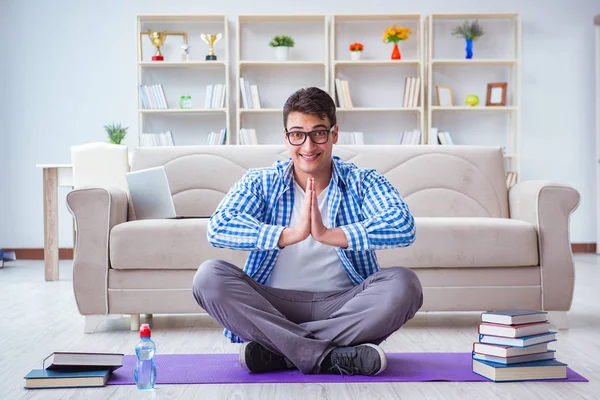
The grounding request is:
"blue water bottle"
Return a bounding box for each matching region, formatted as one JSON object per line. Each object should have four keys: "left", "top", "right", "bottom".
{"left": 134, "top": 323, "right": 156, "bottom": 390}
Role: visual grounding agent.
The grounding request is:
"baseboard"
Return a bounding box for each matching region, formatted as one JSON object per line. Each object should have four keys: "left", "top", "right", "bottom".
{"left": 4, "top": 243, "right": 598, "bottom": 260}
{"left": 570, "top": 243, "right": 596, "bottom": 253}
{"left": 5, "top": 248, "right": 74, "bottom": 260}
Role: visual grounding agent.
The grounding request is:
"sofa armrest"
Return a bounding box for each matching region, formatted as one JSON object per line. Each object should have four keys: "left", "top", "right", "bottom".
{"left": 508, "top": 180, "right": 580, "bottom": 310}
{"left": 66, "top": 187, "right": 128, "bottom": 315}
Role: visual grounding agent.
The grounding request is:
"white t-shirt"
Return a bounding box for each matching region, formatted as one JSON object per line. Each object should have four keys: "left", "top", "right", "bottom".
{"left": 266, "top": 180, "right": 354, "bottom": 292}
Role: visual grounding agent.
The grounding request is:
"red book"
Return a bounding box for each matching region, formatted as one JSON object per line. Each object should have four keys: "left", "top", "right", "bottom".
{"left": 478, "top": 321, "right": 550, "bottom": 338}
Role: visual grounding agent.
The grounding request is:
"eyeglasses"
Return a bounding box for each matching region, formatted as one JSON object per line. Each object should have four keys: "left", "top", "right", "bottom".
{"left": 285, "top": 125, "right": 335, "bottom": 146}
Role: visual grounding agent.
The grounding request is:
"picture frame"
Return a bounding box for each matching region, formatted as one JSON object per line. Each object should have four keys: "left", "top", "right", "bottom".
{"left": 486, "top": 83, "right": 507, "bottom": 106}
{"left": 436, "top": 85, "right": 453, "bottom": 107}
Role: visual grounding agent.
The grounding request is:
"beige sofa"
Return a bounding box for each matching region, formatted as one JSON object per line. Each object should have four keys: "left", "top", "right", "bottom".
{"left": 66, "top": 145, "right": 580, "bottom": 333}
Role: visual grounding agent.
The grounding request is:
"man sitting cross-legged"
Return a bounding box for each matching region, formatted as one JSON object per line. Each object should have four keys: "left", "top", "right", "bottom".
{"left": 192, "top": 87, "right": 423, "bottom": 376}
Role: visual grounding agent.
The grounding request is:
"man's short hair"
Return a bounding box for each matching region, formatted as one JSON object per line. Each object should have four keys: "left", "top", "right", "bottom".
{"left": 283, "top": 87, "right": 337, "bottom": 130}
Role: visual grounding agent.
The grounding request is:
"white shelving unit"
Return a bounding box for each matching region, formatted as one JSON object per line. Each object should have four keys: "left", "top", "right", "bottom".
{"left": 137, "top": 15, "right": 230, "bottom": 145}
{"left": 427, "top": 12, "right": 521, "bottom": 180}
{"left": 236, "top": 15, "right": 329, "bottom": 144}
{"left": 330, "top": 14, "right": 425, "bottom": 145}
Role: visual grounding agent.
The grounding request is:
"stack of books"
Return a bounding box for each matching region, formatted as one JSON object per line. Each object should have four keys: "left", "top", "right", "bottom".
{"left": 472, "top": 309, "right": 567, "bottom": 382}
{"left": 24, "top": 351, "right": 123, "bottom": 389}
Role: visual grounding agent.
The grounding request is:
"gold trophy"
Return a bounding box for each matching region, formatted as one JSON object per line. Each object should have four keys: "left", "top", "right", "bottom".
{"left": 201, "top": 33, "right": 222, "bottom": 60}
{"left": 149, "top": 30, "right": 168, "bottom": 61}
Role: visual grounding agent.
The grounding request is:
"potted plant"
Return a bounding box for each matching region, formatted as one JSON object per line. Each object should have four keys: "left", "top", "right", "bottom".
{"left": 269, "top": 35, "right": 295, "bottom": 61}
{"left": 383, "top": 24, "right": 412, "bottom": 60}
{"left": 451, "top": 20, "right": 484, "bottom": 59}
{"left": 104, "top": 123, "right": 128, "bottom": 144}
{"left": 349, "top": 42, "right": 364, "bottom": 60}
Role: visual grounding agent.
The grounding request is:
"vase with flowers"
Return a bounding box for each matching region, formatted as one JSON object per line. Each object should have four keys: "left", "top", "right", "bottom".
{"left": 451, "top": 20, "right": 484, "bottom": 59}
{"left": 349, "top": 42, "right": 364, "bottom": 60}
{"left": 383, "top": 24, "right": 412, "bottom": 60}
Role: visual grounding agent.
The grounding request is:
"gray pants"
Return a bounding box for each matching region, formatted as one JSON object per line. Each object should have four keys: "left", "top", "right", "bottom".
{"left": 192, "top": 259, "right": 423, "bottom": 374}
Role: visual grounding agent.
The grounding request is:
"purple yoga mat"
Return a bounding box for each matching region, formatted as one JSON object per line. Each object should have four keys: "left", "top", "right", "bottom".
{"left": 106, "top": 353, "right": 587, "bottom": 385}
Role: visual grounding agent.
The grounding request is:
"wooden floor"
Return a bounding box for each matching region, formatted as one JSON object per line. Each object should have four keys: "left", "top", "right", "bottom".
{"left": 1, "top": 256, "right": 598, "bottom": 400}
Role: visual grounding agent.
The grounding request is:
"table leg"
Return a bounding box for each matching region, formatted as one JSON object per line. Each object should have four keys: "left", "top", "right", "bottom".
{"left": 43, "top": 168, "right": 59, "bottom": 281}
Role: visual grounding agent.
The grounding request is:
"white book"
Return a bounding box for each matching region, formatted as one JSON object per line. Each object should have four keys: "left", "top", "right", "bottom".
{"left": 244, "top": 80, "right": 253, "bottom": 109}
{"left": 402, "top": 77, "right": 410, "bottom": 108}
{"left": 250, "top": 85, "right": 261, "bottom": 109}
{"left": 335, "top": 79, "right": 345, "bottom": 108}
{"left": 205, "top": 85, "right": 212, "bottom": 108}
{"left": 406, "top": 78, "right": 415, "bottom": 108}
{"left": 428, "top": 127, "right": 439, "bottom": 145}
{"left": 412, "top": 78, "right": 421, "bottom": 107}
{"left": 240, "top": 78, "right": 249, "bottom": 109}
{"left": 342, "top": 80, "right": 353, "bottom": 108}
{"left": 159, "top": 84, "right": 168, "bottom": 109}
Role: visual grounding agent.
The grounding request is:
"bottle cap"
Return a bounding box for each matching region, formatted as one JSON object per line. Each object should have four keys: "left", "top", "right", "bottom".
{"left": 140, "top": 323, "right": 151, "bottom": 338}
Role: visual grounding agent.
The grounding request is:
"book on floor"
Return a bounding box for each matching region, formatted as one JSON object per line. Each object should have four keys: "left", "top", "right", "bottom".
{"left": 472, "top": 350, "right": 556, "bottom": 365}
{"left": 472, "top": 358, "right": 567, "bottom": 382}
{"left": 43, "top": 351, "right": 124, "bottom": 371}
{"left": 481, "top": 309, "right": 548, "bottom": 325}
{"left": 24, "top": 368, "right": 111, "bottom": 389}
{"left": 478, "top": 321, "right": 550, "bottom": 338}
{"left": 478, "top": 331, "right": 557, "bottom": 347}
{"left": 472, "top": 342, "right": 549, "bottom": 358}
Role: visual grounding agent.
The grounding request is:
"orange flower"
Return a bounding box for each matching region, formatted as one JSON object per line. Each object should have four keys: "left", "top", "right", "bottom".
{"left": 349, "top": 42, "right": 364, "bottom": 52}
{"left": 383, "top": 24, "right": 413, "bottom": 43}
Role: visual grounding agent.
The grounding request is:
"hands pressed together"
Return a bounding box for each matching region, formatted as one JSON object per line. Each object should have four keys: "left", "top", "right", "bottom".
{"left": 278, "top": 177, "right": 349, "bottom": 249}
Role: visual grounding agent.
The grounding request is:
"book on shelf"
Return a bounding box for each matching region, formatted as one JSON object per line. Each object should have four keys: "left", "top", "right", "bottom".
{"left": 140, "top": 131, "right": 174, "bottom": 147}
{"left": 239, "top": 128, "right": 258, "bottom": 145}
{"left": 471, "top": 309, "right": 566, "bottom": 382}
{"left": 207, "top": 128, "right": 227, "bottom": 145}
{"left": 239, "top": 77, "right": 261, "bottom": 109}
{"left": 403, "top": 77, "right": 421, "bottom": 108}
{"left": 139, "top": 84, "right": 168, "bottom": 109}
{"left": 338, "top": 131, "right": 364, "bottom": 145}
{"left": 205, "top": 84, "right": 227, "bottom": 109}
{"left": 334, "top": 78, "right": 353, "bottom": 108}
{"left": 437, "top": 131, "right": 454, "bottom": 145}
{"left": 399, "top": 130, "right": 422, "bottom": 145}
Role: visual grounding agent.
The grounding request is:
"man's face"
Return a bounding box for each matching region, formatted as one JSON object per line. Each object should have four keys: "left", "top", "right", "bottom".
{"left": 284, "top": 112, "right": 338, "bottom": 178}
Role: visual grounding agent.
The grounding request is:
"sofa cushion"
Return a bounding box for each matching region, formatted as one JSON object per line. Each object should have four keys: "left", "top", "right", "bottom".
{"left": 109, "top": 218, "right": 248, "bottom": 270}
{"left": 376, "top": 217, "right": 538, "bottom": 268}
{"left": 110, "top": 216, "right": 537, "bottom": 271}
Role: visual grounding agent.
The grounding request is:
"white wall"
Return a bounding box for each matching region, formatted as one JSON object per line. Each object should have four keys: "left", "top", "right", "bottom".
{"left": 2, "top": 0, "right": 599, "bottom": 248}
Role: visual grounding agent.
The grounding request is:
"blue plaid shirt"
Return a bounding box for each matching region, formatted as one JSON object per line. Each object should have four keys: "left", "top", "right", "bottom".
{"left": 207, "top": 156, "right": 416, "bottom": 343}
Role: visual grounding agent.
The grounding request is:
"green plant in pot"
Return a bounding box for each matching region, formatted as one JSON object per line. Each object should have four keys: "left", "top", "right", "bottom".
{"left": 269, "top": 35, "right": 295, "bottom": 61}
{"left": 104, "top": 123, "right": 128, "bottom": 144}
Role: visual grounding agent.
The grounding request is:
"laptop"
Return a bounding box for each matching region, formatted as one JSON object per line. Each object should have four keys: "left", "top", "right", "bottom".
{"left": 126, "top": 166, "right": 178, "bottom": 219}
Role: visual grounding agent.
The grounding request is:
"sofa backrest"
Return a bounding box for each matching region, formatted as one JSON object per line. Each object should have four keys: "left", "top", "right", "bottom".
{"left": 128, "top": 145, "right": 509, "bottom": 219}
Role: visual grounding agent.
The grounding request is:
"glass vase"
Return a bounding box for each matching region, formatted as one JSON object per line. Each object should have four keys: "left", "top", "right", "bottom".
{"left": 465, "top": 39, "right": 473, "bottom": 59}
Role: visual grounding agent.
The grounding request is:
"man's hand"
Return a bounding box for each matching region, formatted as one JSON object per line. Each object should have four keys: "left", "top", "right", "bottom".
{"left": 278, "top": 177, "right": 313, "bottom": 247}
{"left": 310, "top": 184, "right": 328, "bottom": 242}
{"left": 310, "top": 183, "right": 349, "bottom": 249}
